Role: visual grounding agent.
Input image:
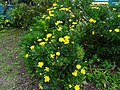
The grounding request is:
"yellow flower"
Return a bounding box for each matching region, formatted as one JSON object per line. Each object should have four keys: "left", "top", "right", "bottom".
{"left": 74, "top": 85, "right": 80, "bottom": 90}
{"left": 72, "top": 70, "right": 78, "bottom": 76}
{"left": 71, "top": 41, "right": 74, "bottom": 44}
{"left": 44, "top": 67, "right": 49, "bottom": 72}
{"left": 37, "top": 39, "right": 42, "bottom": 42}
{"left": 72, "top": 22, "right": 77, "bottom": 25}
{"left": 47, "top": 8, "right": 50, "bottom": 11}
{"left": 46, "top": 16, "right": 50, "bottom": 19}
{"left": 44, "top": 76, "right": 50, "bottom": 82}
{"left": 91, "top": 6, "right": 99, "bottom": 10}
{"left": 59, "top": 21, "right": 63, "bottom": 24}
{"left": 38, "top": 62, "right": 44, "bottom": 68}
{"left": 55, "top": 22, "right": 59, "bottom": 26}
{"left": 42, "top": 15, "right": 46, "bottom": 19}
{"left": 113, "top": 8, "right": 116, "bottom": 11}
{"left": 52, "top": 36, "right": 55, "bottom": 38}
{"left": 56, "top": 52, "right": 60, "bottom": 56}
{"left": 39, "top": 42, "right": 46, "bottom": 46}
{"left": 109, "top": 30, "right": 112, "bottom": 32}
{"left": 103, "top": 21, "right": 106, "bottom": 24}
{"left": 70, "top": 28, "right": 74, "bottom": 31}
{"left": 71, "top": 14, "right": 75, "bottom": 17}
{"left": 89, "top": 18, "right": 96, "bottom": 23}
{"left": 39, "top": 85, "right": 43, "bottom": 89}
{"left": 69, "top": 84, "right": 72, "bottom": 88}
{"left": 55, "top": 21, "right": 63, "bottom": 26}
{"left": 81, "top": 69, "right": 86, "bottom": 74}
{"left": 114, "top": 28, "right": 119, "bottom": 32}
{"left": 60, "top": 5, "right": 63, "bottom": 7}
{"left": 50, "top": 14, "right": 54, "bottom": 17}
{"left": 50, "top": 54, "right": 55, "bottom": 58}
{"left": 49, "top": 11, "right": 52, "bottom": 14}
{"left": 72, "top": 25, "right": 75, "bottom": 28}
{"left": 53, "top": 7, "right": 57, "bottom": 9}
{"left": 55, "top": 20, "right": 63, "bottom": 25}
{"left": 118, "top": 14, "right": 120, "bottom": 18}
{"left": 64, "top": 35, "right": 70, "bottom": 40}
{"left": 53, "top": 3, "right": 57, "bottom": 7}
{"left": 57, "top": 26, "right": 62, "bottom": 31}
{"left": 40, "top": 73, "right": 42, "bottom": 75}
{"left": 46, "top": 33, "right": 52, "bottom": 38}
{"left": 69, "top": 19, "right": 72, "bottom": 22}
{"left": 59, "top": 8, "right": 66, "bottom": 11}
{"left": 44, "top": 38, "right": 48, "bottom": 41}
{"left": 65, "top": 8, "right": 69, "bottom": 11}
{"left": 5, "top": 19, "right": 10, "bottom": 23}
{"left": 51, "top": 10, "right": 54, "bottom": 12}
{"left": 64, "top": 39, "right": 69, "bottom": 44}
{"left": 92, "top": 31, "right": 95, "bottom": 35}
{"left": 69, "top": 10, "right": 72, "bottom": 12}
{"left": 59, "top": 37, "right": 64, "bottom": 42}
{"left": 25, "top": 54, "right": 29, "bottom": 58}
{"left": 76, "top": 64, "right": 81, "bottom": 69}
{"left": 30, "top": 45, "right": 35, "bottom": 50}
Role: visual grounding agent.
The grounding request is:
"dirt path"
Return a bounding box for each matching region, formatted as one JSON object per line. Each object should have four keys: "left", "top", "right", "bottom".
{"left": 0, "top": 29, "right": 37, "bottom": 90}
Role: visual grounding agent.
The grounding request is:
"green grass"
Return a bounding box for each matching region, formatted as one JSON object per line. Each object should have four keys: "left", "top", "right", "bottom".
{"left": 0, "top": 29, "right": 26, "bottom": 90}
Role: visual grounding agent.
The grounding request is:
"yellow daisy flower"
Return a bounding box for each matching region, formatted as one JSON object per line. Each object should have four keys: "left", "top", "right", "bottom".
{"left": 38, "top": 62, "right": 44, "bottom": 68}
{"left": 53, "top": 3, "right": 57, "bottom": 7}
{"left": 44, "top": 67, "right": 49, "bottom": 72}
{"left": 30, "top": 45, "right": 35, "bottom": 50}
{"left": 59, "top": 37, "right": 64, "bottom": 42}
{"left": 46, "top": 33, "right": 52, "bottom": 38}
{"left": 44, "top": 76, "right": 50, "bottom": 82}
{"left": 69, "top": 84, "right": 72, "bottom": 88}
{"left": 25, "top": 54, "right": 29, "bottom": 58}
{"left": 114, "top": 28, "right": 119, "bottom": 32}
{"left": 39, "top": 42, "right": 46, "bottom": 46}
{"left": 76, "top": 64, "right": 81, "bottom": 69}
{"left": 74, "top": 85, "right": 80, "bottom": 90}
{"left": 50, "top": 54, "right": 55, "bottom": 58}
{"left": 81, "top": 69, "right": 86, "bottom": 74}
{"left": 89, "top": 18, "right": 96, "bottom": 23}
{"left": 72, "top": 70, "right": 78, "bottom": 76}
{"left": 56, "top": 52, "right": 60, "bottom": 56}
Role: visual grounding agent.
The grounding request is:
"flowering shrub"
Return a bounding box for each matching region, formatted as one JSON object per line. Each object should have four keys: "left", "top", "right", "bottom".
{"left": 21, "top": 0, "right": 120, "bottom": 89}
{"left": 79, "top": 4, "right": 120, "bottom": 63}
{"left": 21, "top": 0, "right": 87, "bottom": 90}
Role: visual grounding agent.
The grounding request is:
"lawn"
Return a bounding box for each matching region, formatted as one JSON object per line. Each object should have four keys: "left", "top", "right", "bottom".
{"left": 0, "top": 29, "right": 38, "bottom": 90}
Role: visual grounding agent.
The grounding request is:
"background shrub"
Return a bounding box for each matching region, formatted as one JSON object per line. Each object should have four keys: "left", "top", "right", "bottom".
{"left": 0, "top": 15, "right": 11, "bottom": 31}
{"left": 9, "top": 0, "right": 52, "bottom": 28}
{"left": 79, "top": 4, "right": 120, "bottom": 63}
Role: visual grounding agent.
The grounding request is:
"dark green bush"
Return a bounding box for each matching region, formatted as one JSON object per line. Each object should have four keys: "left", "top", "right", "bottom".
{"left": 9, "top": 0, "right": 52, "bottom": 28}
{"left": 79, "top": 4, "right": 120, "bottom": 63}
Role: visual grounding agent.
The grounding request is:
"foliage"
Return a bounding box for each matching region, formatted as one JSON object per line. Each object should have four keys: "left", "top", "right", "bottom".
{"left": 9, "top": 0, "right": 52, "bottom": 28}
{"left": 21, "top": 0, "right": 120, "bottom": 90}
{"left": 79, "top": 4, "right": 120, "bottom": 63}
{"left": 87, "top": 55, "right": 120, "bottom": 90}
{"left": 21, "top": 1, "right": 87, "bottom": 89}
{"left": 0, "top": 16, "right": 11, "bottom": 31}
